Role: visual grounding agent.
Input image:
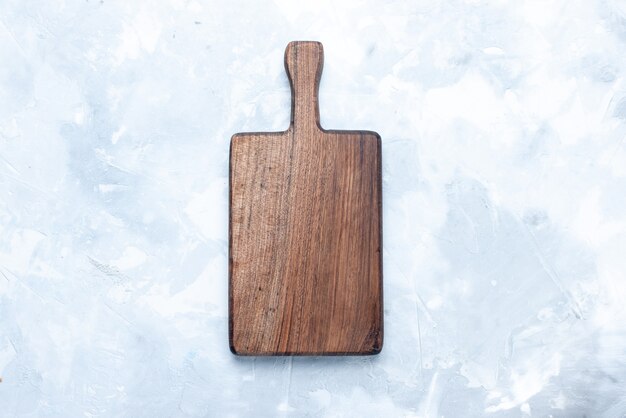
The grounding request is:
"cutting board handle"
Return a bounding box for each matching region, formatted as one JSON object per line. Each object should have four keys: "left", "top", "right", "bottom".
{"left": 285, "top": 41, "right": 324, "bottom": 131}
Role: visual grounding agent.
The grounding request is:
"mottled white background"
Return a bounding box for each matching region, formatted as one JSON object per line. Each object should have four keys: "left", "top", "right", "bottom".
{"left": 1, "top": 0, "right": 625, "bottom": 416}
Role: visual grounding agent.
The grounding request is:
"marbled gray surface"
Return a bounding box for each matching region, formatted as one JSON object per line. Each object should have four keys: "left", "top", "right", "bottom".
{"left": 1, "top": 0, "right": 626, "bottom": 416}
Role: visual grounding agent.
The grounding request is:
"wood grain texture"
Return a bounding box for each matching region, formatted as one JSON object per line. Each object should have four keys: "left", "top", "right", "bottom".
{"left": 229, "top": 41, "right": 383, "bottom": 356}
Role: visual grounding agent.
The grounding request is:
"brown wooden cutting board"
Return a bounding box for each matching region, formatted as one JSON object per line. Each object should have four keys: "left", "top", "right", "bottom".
{"left": 229, "top": 41, "right": 382, "bottom": 355}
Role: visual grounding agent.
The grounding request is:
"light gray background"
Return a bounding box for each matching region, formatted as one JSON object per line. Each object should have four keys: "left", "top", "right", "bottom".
{"left": 1, "top": 0, "right": 626, "bottom": 416}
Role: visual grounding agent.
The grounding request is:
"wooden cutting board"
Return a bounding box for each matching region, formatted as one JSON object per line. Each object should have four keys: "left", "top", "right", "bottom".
{"left": 229, "top": 41, "right": 383, "bottom": 355}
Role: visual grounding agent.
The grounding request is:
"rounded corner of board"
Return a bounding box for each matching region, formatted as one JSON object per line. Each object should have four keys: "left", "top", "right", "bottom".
{"left": 230, "top": 133, "right": 243, "bottom": 144}
{"left": 229, "top": 339, "right": 246, "bottom": 356}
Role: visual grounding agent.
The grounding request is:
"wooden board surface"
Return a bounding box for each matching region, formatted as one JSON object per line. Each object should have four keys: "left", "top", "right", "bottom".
{"left": 229, "top": 41, "right": 383, "bottom": 355}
